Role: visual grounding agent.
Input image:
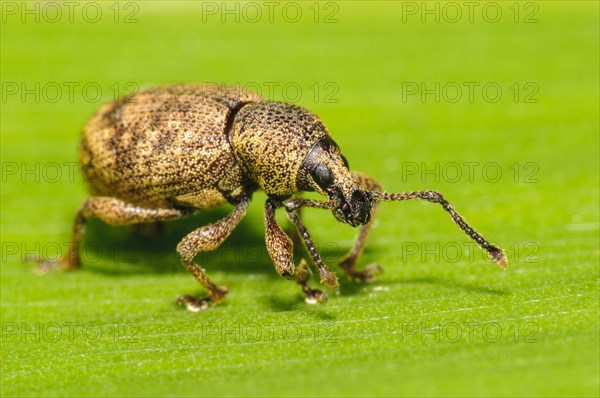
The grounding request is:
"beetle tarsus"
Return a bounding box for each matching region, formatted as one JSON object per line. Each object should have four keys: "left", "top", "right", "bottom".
{"left": 340, "top": 262, "right": 383, "bottom": 282}
{"left": 319, "top": 268, "right": 339, "bottom": 288}
{"left": 177, "top": 284, "right": 228, "bottom": 312}
{"left": 302, "top": 286, "right": 328, "bottom": 304}
{"left": 26, "top": 253, "right": 80, "bottom": 274}
{"left": 292, "top": 259, "right": 328, "bottom": 304}
{"left": 177, "top": 295, "right": 211, "bottom": 312}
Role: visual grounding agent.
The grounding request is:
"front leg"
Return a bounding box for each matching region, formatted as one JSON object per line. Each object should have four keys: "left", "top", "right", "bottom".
{"left": 264, "top": 199, "right": 328, "bottom": 304}
{"left": 279, "top": 176, "right": 382, "bottom": 283}
{"left": 285, "top": 209, "right": 339, "bottom": 288}
{"left": 34, "top": 196, "right": 188, "bottom": 273}
{"left": 338, "top": 171, "right": 384, "bottom": 282}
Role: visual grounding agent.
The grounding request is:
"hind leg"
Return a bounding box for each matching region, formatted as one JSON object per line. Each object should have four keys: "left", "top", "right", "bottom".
{"left": 35, "top": 197, "right": 188, "bottom": 272}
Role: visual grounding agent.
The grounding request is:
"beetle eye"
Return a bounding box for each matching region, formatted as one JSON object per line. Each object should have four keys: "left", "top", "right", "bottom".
{"left": 311, "top": 164, "right": 333, "bottom": 190}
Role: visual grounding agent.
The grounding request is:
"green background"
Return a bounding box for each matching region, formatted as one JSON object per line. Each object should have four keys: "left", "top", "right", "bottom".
{"left": 1, "top": 1, "right": 598, "bottom": 396}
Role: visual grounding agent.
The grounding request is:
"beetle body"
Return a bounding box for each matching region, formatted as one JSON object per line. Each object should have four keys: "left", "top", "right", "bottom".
{"left": 41, "top": 84, "right": 506, "bottom": 311}
{"left": 81, "top": 85, "right": 261, "bottom": 209}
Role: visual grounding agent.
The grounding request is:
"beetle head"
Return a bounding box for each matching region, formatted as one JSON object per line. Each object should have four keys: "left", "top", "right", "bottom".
{"left": 297, "top": 137, "right": 373, "bottom": 227}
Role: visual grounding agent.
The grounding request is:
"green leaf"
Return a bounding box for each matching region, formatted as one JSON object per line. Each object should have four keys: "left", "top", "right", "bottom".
{"left": 1, "top": 2, "right": 598, "bottom": 397}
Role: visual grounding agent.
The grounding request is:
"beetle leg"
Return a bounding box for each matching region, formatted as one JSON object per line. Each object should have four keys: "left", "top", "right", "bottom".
{"left": 33, "top": 197, "right": 187, "bottom": 273}
{"left": 264, "top": 199, "right": 327, "bottom": 304}
{"left": 285, "top": 208, "right": 339, "bottom": 289}
{"left": 288, "top": 193, "right": 303, "bottom": 248}
{"left": 176, "top": 199, "right": 249, "bottom": 312}
{"left": 282, "top": 197, "right": 333, "bottom": 211}
{"left": 338, "top": 172, "right": 384, "bottom": 282}
{"left": 280, "top": 176, "right": 383, "bottom": 283}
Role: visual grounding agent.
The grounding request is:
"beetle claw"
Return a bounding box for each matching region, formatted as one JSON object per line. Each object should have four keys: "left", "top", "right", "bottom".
{"left": 25, "top": 254, "right": 79, "bottom": 274}
{"left": 304, "top": 288, "right": 327, "bottom": 304}
{"left": 177, "top": 295, "right": 211, "bottom": 312}
{"left": 32, "top": 259, "right": 61, "bottom": 275}
{"left": 346, "top": 263, "right": 383, "bottom": 283}
{"left": 319, "top": 268, "right": 339, "bottom": 288}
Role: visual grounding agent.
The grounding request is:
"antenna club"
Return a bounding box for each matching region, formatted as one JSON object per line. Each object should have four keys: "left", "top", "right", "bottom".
{"left": 488, "top": 247, "right": 508, "bottom": 269}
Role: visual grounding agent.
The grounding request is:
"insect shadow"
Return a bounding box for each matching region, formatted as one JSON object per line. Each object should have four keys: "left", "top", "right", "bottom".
{"left": 82, "top": 207, "right": 365, "bottom": 313}
{"left": 81, "top": 207, "right": 506, "bottom": 306}
{"left": 82, "top": 206, "right": 346, "bottom": 279}
{"left": 388, "top": 277, "right": 508, "bottom": 296}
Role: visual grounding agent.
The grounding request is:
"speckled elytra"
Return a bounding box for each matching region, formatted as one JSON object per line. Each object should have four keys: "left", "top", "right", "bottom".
{"left": 37, "top": 84, "right": 507, "bottom": 311}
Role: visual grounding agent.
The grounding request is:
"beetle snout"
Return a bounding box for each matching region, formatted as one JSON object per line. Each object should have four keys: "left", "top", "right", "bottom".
{"left": 333, "top": 188, "right": 373, "bottom": 227}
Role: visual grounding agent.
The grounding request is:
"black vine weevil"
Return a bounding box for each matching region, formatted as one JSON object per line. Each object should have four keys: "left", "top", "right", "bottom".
{"left": 37, "top": 84, "right": 507, "bottom": 311}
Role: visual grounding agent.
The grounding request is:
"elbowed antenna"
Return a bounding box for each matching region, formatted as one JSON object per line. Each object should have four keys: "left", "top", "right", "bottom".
{"left": 371, "top": 190, "right": 507, "bottom": 268}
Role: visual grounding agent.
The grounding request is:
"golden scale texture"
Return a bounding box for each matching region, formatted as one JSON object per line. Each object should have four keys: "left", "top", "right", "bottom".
{"left": 81, "top": 84, "right": 263, "bottom": 209}
{"left": 72, "top": 83, "right": 353, "bottom": 309}
{"left": 37, "top": 83, "right": 505, "bottom": 311}
{"left": 230, "top": 101, "right": 329, "bottom": 196}
{"left": 81, "top": 84, "right": 334, "bottom": 206}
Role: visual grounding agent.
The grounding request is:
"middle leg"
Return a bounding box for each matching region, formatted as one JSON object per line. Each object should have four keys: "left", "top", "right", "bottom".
{"left": 264, "top": 199, "right": 329, "bottom": 304}
{"left": 176, "top": 198, "right": 249, "bottom": 312}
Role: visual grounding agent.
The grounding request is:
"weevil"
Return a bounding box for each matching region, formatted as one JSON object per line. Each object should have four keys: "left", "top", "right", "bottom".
{"left": 38, "top": 84, "right": 507, "bottom": 311}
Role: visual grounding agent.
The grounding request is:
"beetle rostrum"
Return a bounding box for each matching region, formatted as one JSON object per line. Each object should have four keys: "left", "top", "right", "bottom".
{"left": 299, "top": 137, "right": 373, "bottom": 227}
{"left": 34, "top": 84, "right": 507, "bottom": 312}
